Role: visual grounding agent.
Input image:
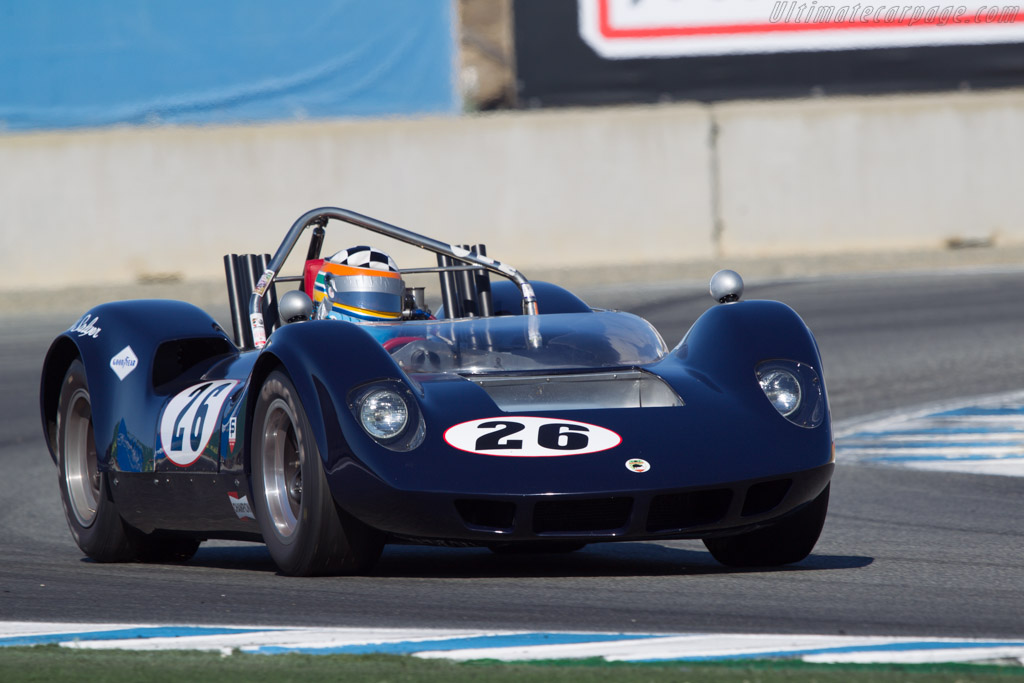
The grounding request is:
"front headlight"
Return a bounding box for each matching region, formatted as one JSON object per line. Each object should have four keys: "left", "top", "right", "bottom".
{"left": 359, "top": 389, "right": 408, "bottom": 439}
{"left": 758, "top": 368, "right": 801, "bottom": 416}
{"left": 755, "top": 360, "right": 825, "bottom": 428}
{"left": 350, "top": 381, "right": 426, "bottom": 451}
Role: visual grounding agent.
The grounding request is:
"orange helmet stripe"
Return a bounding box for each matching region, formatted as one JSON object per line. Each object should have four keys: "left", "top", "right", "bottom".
{"left": 319, "top": 262, "right": 401, "bottom": 279}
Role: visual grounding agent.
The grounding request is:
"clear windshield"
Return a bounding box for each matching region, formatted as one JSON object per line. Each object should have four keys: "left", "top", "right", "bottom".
{"left": 363, "top": 311, "right": 668, "bottom": 375}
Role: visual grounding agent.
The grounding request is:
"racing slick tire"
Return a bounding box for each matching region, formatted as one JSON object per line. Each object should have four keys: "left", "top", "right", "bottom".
{"left": 251, "top": 369, "right": 383, "bottom": 576}
{"left": 703, "top": 484, "right": 829, "bottom": 568}
{"left": 57, "top": 360, "right": 137, "bottom": 562}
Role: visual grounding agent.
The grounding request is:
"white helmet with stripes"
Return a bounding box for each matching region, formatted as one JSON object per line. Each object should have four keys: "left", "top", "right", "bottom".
{"left": 313, "top": 246, "right": 404, "bottom": 322}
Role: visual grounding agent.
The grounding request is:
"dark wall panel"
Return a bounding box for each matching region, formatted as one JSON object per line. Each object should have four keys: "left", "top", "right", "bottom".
{"left": 514, "top": 0, "right": 1024, "bottom": 106}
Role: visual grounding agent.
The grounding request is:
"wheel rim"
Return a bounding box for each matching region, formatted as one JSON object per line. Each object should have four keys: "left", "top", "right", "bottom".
{"left": 64, "top": 388, "right": 100, "bottom": 528}
{"left": 260, "top": 398, "right": 303, "bottom": 540}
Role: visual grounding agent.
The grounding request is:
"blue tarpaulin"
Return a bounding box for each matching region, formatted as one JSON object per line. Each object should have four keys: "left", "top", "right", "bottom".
{"left": 0, "top": 0, "right": 457, "bottom": 131}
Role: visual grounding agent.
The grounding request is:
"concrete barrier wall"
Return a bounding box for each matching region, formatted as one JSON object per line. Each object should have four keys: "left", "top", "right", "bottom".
{"left": 715, "top": 90, "right": 1024, "bottom": 256}
{"left": 2, "top": 88, "right": 1023, "bottom": 290}
{"left": 0, "top": 106, "right": 714, "bottom": 289}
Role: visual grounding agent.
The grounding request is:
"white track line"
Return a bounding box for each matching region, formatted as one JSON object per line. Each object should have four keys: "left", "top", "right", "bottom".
{"left": 836, "top": 390, "right": 1024, "bottom": 477}
{"left": 2, "top": 622, "right": 1023, "bottom": 665}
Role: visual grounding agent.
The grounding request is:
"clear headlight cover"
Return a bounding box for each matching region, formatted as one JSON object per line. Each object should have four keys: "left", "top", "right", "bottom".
{"left": 359, "top": 389, "right": 409, "bottom": 440}
{"left": 759, "top": 369, "right": 801, "bottom": 416}
{"left": 350, "top": 382, "right": 426, "bottom": 451}
{"left": 755, "top": 360, "right": 825, "bottom": 428}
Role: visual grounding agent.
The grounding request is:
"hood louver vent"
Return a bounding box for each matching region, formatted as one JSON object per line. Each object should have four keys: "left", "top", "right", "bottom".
{"left": 467, "top": 370, "right": 683, "bottom": 411}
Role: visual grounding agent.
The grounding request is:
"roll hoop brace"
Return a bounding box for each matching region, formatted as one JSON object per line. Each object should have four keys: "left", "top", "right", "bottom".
{"left": 248, "top": 207, "right": 539, "bottom": 348}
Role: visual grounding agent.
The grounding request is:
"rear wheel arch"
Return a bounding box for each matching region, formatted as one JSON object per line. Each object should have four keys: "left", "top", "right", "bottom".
{"left": 40, "top": 336, "right": 82, "bottom": 462}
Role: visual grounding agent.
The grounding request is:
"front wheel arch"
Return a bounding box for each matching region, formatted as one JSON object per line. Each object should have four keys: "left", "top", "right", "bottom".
{"left": 249, "top": 368, "right": 382, "bottom": 576}
{"left": 703, "top": 483, "right": 830, "bottom": 568}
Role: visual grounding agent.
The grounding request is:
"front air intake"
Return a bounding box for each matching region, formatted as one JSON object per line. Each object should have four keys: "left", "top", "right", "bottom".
{"left": 533, "top": 497, "right": 633, "bottom": 533}
{"left": 455, "top": 499, "right": 516, "bottom": 532}
{"left": 741, "top": 479, "right": 792, "bottom": 517}
{"left": 646, "top": 489, "right": 733, "bottom": 532}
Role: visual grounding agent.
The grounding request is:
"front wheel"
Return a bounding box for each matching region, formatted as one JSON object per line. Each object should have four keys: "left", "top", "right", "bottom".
{"left": 703, "top": 484, "right": 829, "bottom": 568}
{"left": 251, "top": 369, "right": 383, "bottom": 576}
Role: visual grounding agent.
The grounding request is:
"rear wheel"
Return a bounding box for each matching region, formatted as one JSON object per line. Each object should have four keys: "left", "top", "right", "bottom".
{"left": 703, "top": 484, "right": 829, "bottom": 567}
{"left": 251, "top": 369, "right": 383, "bottom": 576}
{"left": 57, "top": 360, "right": 136, "bottom": 562}
{"left": 57, "top": 360, "right": 203, "bottom": 564}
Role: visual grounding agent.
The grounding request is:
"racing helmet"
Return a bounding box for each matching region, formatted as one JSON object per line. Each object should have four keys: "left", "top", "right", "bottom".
{"left": 313, "top": 246, "right": 404, "bottom": 323}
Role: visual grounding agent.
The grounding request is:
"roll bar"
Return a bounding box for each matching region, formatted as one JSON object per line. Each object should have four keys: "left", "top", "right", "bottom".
{"left": 248, "top": 207, "right": 539, "bottom": 348}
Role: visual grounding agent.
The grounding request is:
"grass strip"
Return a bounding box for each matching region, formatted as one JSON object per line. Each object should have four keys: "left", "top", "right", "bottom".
{"left": 0, "top": 645, "right": 1021, "bottom": 682}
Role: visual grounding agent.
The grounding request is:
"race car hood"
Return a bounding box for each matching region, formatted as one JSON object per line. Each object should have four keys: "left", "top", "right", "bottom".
{"left": 267, "top": 302, "right": 831, "bottom": 501}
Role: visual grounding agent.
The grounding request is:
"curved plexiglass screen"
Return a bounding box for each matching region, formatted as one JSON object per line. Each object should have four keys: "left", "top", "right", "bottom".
{"left": 362, "top": 311, "right": 668, "bottom": 375}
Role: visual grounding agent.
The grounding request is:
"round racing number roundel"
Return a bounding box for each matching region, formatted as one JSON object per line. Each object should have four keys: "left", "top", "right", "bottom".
{"left": 159, "top": 380, "right": 238, "bottom": 467}
{"left": 443, "top": 416, "right": 621, "bottom": 457}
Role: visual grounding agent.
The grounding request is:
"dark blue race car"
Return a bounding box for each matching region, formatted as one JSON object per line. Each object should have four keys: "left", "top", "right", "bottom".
{"left": 40, "top": 207, "right": 833, "bottom": 576}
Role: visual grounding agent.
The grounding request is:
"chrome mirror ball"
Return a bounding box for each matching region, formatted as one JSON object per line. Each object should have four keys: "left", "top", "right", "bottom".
{"left": 709, "top": 269, "right": 744, "bottom": 304}
{"left": 279, "top": 290, "right": 313, "bottom": 324}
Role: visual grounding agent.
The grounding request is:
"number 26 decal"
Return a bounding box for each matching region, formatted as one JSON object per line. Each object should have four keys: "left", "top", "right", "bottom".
{"left": 444, "top": 417, "right": 621, "bottom": 456}
{"left": 159, "top": 380, "right": 238, "bottom": 467}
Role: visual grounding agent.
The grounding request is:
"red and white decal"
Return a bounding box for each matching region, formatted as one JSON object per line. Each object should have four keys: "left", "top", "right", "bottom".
{"left": 228, "top": 416, "right": 237, "bottom": 451}
{"left": 580, "top": 0, "right": 1024, "bottom": 58}
{"left": 250, "top": 313, "right": 267, "bottom": 348}
{"left": 159, "top": 380, "right": 238, "bottom": 467}
{"left": 444, "top": 416, "right": 621, "bottom": 457}
{"left": 228, "top": 492, "right": 255, "bottom": 520}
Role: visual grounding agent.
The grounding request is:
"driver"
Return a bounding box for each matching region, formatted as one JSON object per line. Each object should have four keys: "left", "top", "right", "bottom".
{"left": 313, "top": 246, "right": 404, "bottom": 323}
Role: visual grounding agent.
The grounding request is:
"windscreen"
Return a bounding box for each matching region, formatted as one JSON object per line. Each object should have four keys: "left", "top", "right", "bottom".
{"left": 364, "top": 311, "right": 668, "bottom": 375}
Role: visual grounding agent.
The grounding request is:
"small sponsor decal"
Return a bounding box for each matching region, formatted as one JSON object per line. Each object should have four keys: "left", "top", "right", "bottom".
{"left": 626, "top": 458, "right": 651, "bottom": 473}
{"left": 109, "top": 345, "right": 138, "bottom": 380}
{"left": 228, "top": 416, "right": 237, "bottom": 451}
{"left": 70, "top": 314, "right": 101, "bottom": 338}
{"left": 254, "top": 269, "right": 275, "bottom": 297}
{"left": 250, "top": 313, "right": 267, "bottom": 348}
{"left": 228, "top": 492, "right": 255, "bottom": 520}
{"left": 159, "top": 380, "right": 239, "bottom": 467}
{"left": 444, "top": 416, "right": 621, "bottom": 457}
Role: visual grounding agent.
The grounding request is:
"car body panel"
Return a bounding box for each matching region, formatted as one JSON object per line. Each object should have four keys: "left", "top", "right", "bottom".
{"left": 39, "top": 208, "right": 833, "bottom": 561}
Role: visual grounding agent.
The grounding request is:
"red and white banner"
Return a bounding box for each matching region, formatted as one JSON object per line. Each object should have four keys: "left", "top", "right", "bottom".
{"left": 579, "top": 0, "right": 1024, "bottom": 57}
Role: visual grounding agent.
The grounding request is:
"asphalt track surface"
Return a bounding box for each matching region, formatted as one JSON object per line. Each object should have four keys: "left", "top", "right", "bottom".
{"left": 2, "top": 269, "right": 1023, "bottom": 638}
